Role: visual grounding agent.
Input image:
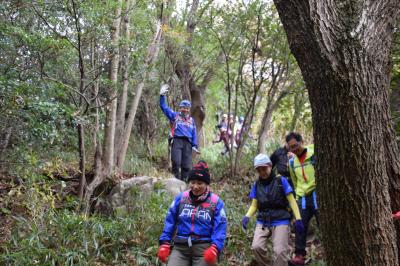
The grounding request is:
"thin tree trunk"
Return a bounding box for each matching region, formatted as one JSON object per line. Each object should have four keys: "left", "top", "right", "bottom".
{"left": 77, "top": 123, "right": 86, "bottom": 200}
{"left": 101, "top": 0, "right": 123, "bottom": 177}
{"left": 258, "top": 89, "right": 289, "bottom": 153}
{"left": 0, "top": 126, "right": 11, "bottom": 153}
{"left": 190, "top": 86, "right": 206, "bottom": 147}
{"left": 72, "top": 0, "right": 88, "bottom": 202}
{"left": 258, "top": 103, "right": 274, "bottom": 154}
{"left": 83, "top": 142, "right": 102, "bottom": 215}
{"left": 116, "top": 21, "right": 162, "bottom": 169}
{"left": 274, "top": 0, "right": 400, "bottom": 264}
{"left": 289, "top": 89, "right": 305, "bottom": 132}
{"left": 115, "top": 0, "right": 132, "bottom": 158}
{"left": 83, "top": 0, "right": 123, "bottom": 213}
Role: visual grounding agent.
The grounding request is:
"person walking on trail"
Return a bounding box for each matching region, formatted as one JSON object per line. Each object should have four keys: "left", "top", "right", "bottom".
{"left": 213, "top": 114, "right": 230, "bottom": 155}
{"left": 270, "top": 144, "right": 296, "bottom": 190}
{"left": 235, "top": 116, "right": 244, "bottom": 147}
{"left": 159, "top": 84, "right": 200, "bottom": 181}
{"left": 241, "top": 154, "right": 304, "bottom": 266}
{"left": 157, "top": 161, "right": 227, "bottom": 266}
{"left": 270, "top": 144, "right": 291, "bottom": 178}
{"left": 285, "top": 132, "right": 318, "bottom": 266}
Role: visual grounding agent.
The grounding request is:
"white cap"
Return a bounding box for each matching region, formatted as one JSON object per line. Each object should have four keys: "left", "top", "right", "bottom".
{"left": 254, "top": 154, "right": 272, "bottom": 168}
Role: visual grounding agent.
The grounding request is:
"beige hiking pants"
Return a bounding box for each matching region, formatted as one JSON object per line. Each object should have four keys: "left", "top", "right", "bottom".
{"left": 251, "top": 224, "right": 290, "bottom": 266}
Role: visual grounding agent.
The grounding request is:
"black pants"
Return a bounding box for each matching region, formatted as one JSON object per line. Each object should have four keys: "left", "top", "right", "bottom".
{"left": 295, "top": 193, "right": 319, "bottom": 256}
{"left": 171, "top": 137, "right": 192, "bottom": 181}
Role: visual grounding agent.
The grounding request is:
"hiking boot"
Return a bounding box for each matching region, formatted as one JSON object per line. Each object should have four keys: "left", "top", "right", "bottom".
{"left": 290, "top": 255, "right": 305, "bottom": 266}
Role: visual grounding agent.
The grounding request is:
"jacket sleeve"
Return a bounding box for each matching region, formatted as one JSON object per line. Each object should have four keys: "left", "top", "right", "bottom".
{"left": 159, "top": 95, "right": 176, "bottom": 122}
{"left": 191, "top": 120, "right": 198, "bottom": 148}
{"left": 211, "top": 199, "right": 227, "bottom": 253}
{"left": 159, "top": 194, "right": 181, "bottom": 244}
{"left": 245, "top": 199, "right": 258, "bottom": 217}
{"left": 287, "top": 193, "right": 301, "bottom": 220}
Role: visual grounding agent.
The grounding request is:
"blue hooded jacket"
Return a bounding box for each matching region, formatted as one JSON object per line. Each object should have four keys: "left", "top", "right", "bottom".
{"left": 159, "top": 191, "right": 227, "bottom": 252}
{"left": 160, "top": 95, "right": 198, "bottom": 148}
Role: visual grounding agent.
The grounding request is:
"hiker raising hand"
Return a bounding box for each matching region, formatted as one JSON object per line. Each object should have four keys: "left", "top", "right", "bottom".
{"left": 159, "top": 84, "right": 200, "bottom": 181}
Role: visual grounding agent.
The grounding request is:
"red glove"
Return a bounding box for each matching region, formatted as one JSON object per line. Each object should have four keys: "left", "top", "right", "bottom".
{"left": 393, "top": 211, "right": 400, "bottom": 220}
{"left": 157, "top": 243, "right": 170, "bottom": 263}
{"left": 203, "top": 244, "right": 218, "bottom": 265}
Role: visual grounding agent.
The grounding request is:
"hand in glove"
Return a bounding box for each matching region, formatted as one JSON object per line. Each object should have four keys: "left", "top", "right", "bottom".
{"left": 192, "top": 147, "right": 201, "bottom": 154}
{"left": 393, "top": 211, "right": 400, "bottom": 220}
{"left": 294, "top": 220, "right": 305, "bottom": 234}
{"left": 157, "top": 243, "right": 171, "bottom": 263}
{"left": 160, "top": 84, "right": 169, "bottom": 95}
{"left": 242, "top": 216, "right": 249, "bottom": 230}
{"left": 203, "top": 244, "right": 218, "bottom": 265}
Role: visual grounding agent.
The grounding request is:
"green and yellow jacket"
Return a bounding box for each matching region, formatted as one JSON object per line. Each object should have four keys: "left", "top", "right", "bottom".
{"left": 289, "top": 146, "right": 316, "bottom": 199}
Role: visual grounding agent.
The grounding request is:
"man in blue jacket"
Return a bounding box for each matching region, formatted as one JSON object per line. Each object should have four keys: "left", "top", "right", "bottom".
{"left": 159, "top": 84, "right": 200, "bottom": 181}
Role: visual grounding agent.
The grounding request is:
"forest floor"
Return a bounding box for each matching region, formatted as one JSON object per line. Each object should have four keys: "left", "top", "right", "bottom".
{"left": 0, "top": 150, "right": 325, "bottom": 265}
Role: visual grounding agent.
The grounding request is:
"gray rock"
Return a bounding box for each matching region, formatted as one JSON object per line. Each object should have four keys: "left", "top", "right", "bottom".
{"left": 159, "top": 178, "right": 187, "bottom": 197}
{"left": 108, "top": 176, "right": 154, "bottom": 215}
{"left": 95, "top": 176, "right": 187, "bottom": 216}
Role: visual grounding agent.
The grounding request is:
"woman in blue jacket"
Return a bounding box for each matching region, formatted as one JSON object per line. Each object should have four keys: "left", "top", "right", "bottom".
{"left": 157, "top": 161, "right": 227, "bottom": 265}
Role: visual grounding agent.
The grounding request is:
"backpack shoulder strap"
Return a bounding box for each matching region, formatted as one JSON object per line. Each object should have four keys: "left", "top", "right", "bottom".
{"left": 289, "top": 158, "right": 297, "bottom": 180}
{"left": 289, "top": 158, "right": 295, "bottom": 169}
{"left": 180, "top": 190, "right": 191, "bottom": 204}
{"left": 310, "top": 154, "right": 316, "bottom": 166}
{"left": 210, "top": 193, "right": 219, "bottom": 204}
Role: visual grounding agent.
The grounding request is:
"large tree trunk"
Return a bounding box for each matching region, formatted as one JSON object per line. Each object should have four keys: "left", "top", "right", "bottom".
{"left": 386, "top": 76, "right": 400, "bottom": 260}
{"left": 273, "top": 0, "right": 400, "bottom": 265}
{"left": 390, "top": 79, "right": 400, "bottom": 134}
{"left": 164, "top": 0, "right": 220, "bottom": 148}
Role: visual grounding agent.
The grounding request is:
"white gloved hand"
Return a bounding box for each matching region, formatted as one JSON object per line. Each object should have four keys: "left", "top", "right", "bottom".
{"left": 160, "top": 84, "right": 170, "bottom": 95}
{"left": 192, "top": 147, "right": 201, "bottom": 154}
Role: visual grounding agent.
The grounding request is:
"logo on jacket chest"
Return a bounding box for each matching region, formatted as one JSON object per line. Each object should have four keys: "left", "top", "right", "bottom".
{"left": 175, "top": 117, "right": 194, "bottom": 129}
{"left": 179, "top": 204, "right": 212, "bottom": 221}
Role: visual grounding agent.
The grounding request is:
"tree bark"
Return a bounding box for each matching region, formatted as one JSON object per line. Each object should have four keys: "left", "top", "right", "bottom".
{"left": 386, "top": 76, "right": 400, "bottom": 259}
{"left": 390, "top": 79, "right": 400, "bottom": 134}
{"left": 273, "top": 0, "right": 400, "bottom": 264}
